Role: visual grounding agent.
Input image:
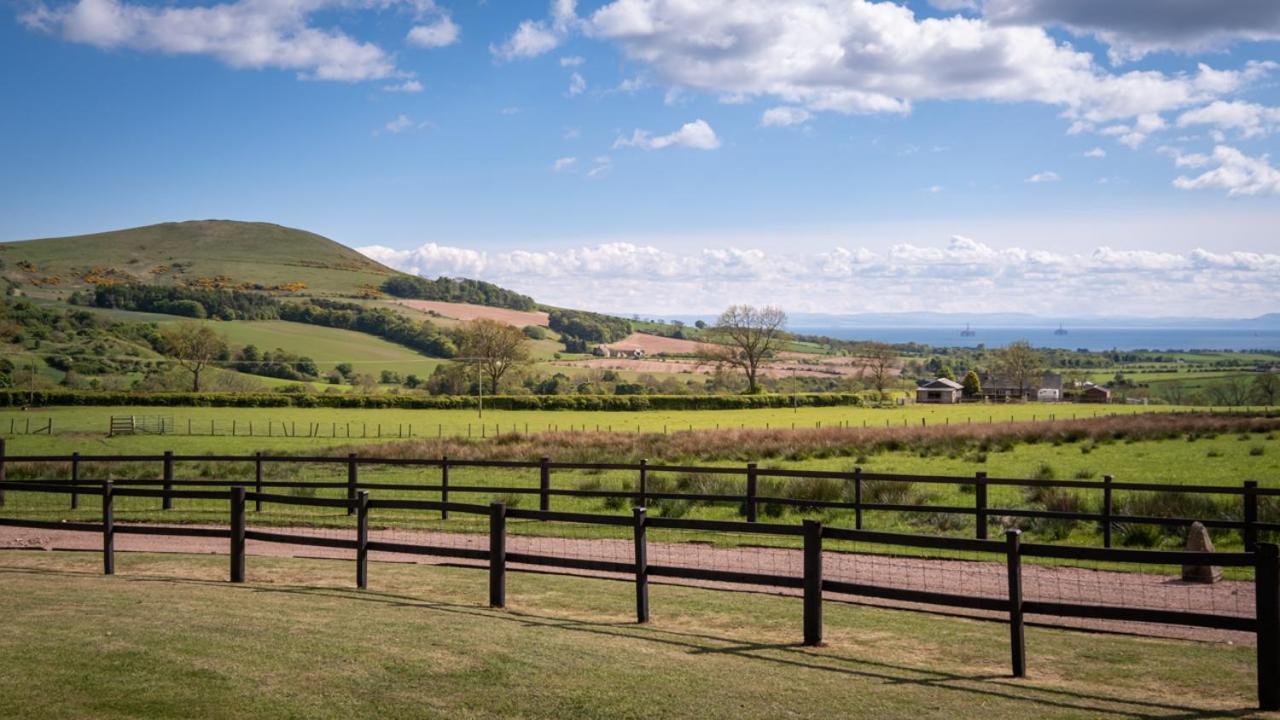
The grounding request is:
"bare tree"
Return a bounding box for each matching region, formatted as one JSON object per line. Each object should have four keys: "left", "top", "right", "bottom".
{"left": 1207, "top": 375, "right": 1252, "bottom": 406}
{"left": 1252, "top": 372, "right": 1279, "bottom": 406}
{"left": 158, "top": 322, "right": 226, "bottom": 392}
{"left": 858, "top": 342, "right": 897, "bottom": 404}
{"left": 704, "top": 305, "right": 787, "bottom": 394}
{"left": 458, "top": 318, "right": 529, "bottom": 393}
{"left": 992, "top": 340, "right": 1044, "bottom": 399}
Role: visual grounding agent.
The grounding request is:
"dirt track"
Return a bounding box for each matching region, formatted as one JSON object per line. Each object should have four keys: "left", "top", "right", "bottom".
{"left": 0, "top": 524, "right": 1254, "bottom": 645}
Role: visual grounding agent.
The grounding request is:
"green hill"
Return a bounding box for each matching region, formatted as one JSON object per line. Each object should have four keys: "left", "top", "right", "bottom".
{"left": 0, "top": 220, "right": 399, "bottom": 298}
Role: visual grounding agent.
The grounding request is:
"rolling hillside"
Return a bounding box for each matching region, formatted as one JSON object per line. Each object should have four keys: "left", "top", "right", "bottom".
{"left": 1, "top": 220, "right": 399, "bottom": 297}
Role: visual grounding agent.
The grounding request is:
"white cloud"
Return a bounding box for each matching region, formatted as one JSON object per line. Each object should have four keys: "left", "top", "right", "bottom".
{"left": 761, "top": 106, "right": 812, "bottom": 128}
{"left": 571, "top": 0, "right": 1266, "bottom": 128}
{"left": 566, "top": 71, "right": 586, "bottom": 96}
{"left": 586, "top": 155, "right": 612, "bottom": 178}
{"left": 18, "top": 0, "right": 456, "bottom": 82}
{"left": 407, "top": 15, "right": 459, "bottom": 48}
{"left": 491, "top": 19, "right": 560, "bottom": 61}
{"left": 1083, "top": 147, "right": 1106, "bottom": 158}
{"left": 1173, "top": 145, "right": 1280, "bottom": 197}
{"left": 384, "top": 114, "right": 414, "bottom": 134}
{"left": 1177, "top": 100, "right": 1280, "bottom": 139}
{"left": 925, "top": 185, "right": 944, "bottom": 193}
{"left": 382, "top": 79, "right": 423, "bottom": 93}
{"left": 1025, "top": 171, "right": 1060, "bottom": 183}
{"left": 560, "top": 55, "right": 584, "bottom": 66}
{"left": 551, "top": 156, "right": 577, "bottom": 172}
{"left": 614, "top": 119, "right": 720, "bottom": 150}
{"left": 1157, "top": 145, "right": 1210, "bottom": 169}
{"left": 491, "top": 0, "right": 580, "bottom": 61}
{"left": 358, "top": 234, "right": 1280, "bottom": 316}
{"left": 980, "top": 0, "right": 1280, "bottom": 63}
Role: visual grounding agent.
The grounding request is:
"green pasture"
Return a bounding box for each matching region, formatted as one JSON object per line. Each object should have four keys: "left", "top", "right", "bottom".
{"left": 2, "top": 409, "right": 1276, "bottom": 554}
{"left": 0, "top": 402, "right": 1228, "bottom": 455}
{"left": 0, "top": 551, "right": 1260, "bottom": 720}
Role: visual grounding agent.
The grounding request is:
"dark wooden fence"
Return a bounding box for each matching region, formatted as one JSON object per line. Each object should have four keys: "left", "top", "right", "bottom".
{"left": 0, "top": 474, "right": 1276, "bottom": 710}
{"left": 1, "top": 440, "right": 1277, "bottom": 550}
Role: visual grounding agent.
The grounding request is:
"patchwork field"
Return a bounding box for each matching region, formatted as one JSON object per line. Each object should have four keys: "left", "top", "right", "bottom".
{"left": 393, "top": 299, "right": 549, "bottom": 327}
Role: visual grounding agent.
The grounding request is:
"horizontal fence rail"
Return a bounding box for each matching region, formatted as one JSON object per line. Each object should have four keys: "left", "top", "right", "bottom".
{"left": 0, "top": 477, "right": 1276, "bottom": 710}
{"left": 2, "top": 442, "right": 1277, "bottom": 552}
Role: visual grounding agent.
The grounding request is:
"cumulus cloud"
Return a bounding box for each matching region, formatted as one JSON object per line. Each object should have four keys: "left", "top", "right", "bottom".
{"left": 1083, "top": 147, "right": 1106, "bottom": 158}
{"left": 566, "top": 71, "right": 586, "bottom": 96}
{"left": 358, "top": 235, "right": 1280, "bottom": 316}
{"left": 1025, "top": 171, "right": 1060, "bottom": 183}
{"left": 19, "top": 0, "right": 455, "bottom": 82}
{"left": 980, "top": 0, "right": 1280, "bottom": 63}
{"left": 407, "top": 15, "right": 459, "bottom": 48}
{"left": 490, "top": 0, "right": 580, "bottom": 61}
{"left": 551, "top": 156, "right": 577, "bottom": 172}
{"left": 1173, "top": 145, "right": 1280, "bottom": 196}
{"left": 614, "top": 119, "right": 720, "bottom": 150}
{"left": 761, "top": 106, "right": 812, "bottom": 127}
{"left": 557, "top": 0, "right": 1267, "bottom": 129}
{"left": 559, "top": 55, "right": 584, "bottom": 67}
{"left": 1177, "top": 100, "right": 1280, "bottom": 139}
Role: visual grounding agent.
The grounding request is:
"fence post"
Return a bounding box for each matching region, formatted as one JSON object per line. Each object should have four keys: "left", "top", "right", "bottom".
{"left": 489, "top": 502, "right": 507, "bottom": 608}
{"left": 162, "top": 450, "right": 174, "bottom": 511}
{"left": 746, "top": 462, "right": 759, "bottom": 523}
{"left": 853, "top": 467, "right": 863, "bottom": 530}
{"left": 1102, "top": 475, "right": 1113, "bottom": 548}
{"left": 0, "top": 437, "right": 5, "bottom": 508}
{"left": 803, "top": 519, "right": 823, "bottom": 646}
{"left": 975, "top": 472, "right": 989, "bottom": 540}
{"left": 230, "top": 486, "right": 245, "bottom": 583}
{"left": 103, "top": 481, "right": 114, "bottom": 576}
{"left": 637, "top": 458, "right": 648, "bottom": 507}
{"left": 356, "top": 490, "right": 369, "bottom": 590}
{"left": 1257, "top": 543, "right": 1279, "bottom": 711}
{"left": 440, "top": 456, "right": 450, "bottom": 520}
{"left": 539, "top": 457, "right": 551, "bottom": 513}
{"left": 1245, "top": 481, "right": 1259, "bottom": 552}
{"left": 1006, "top": 529, "right": 1026, "bottom": 678}
{"left": 70, "top": 451, "right": 80, "bottom": 510}
{"left": 634, "top": 507, "right": 649, "bottom": 623}
{"left": 252, "top": 452, "right": 263, "bottom": 512}
{"left": 346, "top": 453, "right": 357, "bottom": 517}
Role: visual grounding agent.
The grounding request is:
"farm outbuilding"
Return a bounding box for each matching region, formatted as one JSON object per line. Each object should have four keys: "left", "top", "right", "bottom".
{"left": 1081, "top": 385, "right": 1112, "bottom": 403}
{"left": 916, "top": 378, "right": 963, "bottom": 404}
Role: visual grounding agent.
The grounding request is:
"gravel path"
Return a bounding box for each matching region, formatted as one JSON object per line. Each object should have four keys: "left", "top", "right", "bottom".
{"left": 0, "top": 524, "right": 1255, "bottom": 645}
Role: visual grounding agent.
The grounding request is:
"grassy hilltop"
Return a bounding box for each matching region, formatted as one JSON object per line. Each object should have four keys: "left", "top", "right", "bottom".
{"left": 1, "top": 220, "right": 398, "bottom": 298}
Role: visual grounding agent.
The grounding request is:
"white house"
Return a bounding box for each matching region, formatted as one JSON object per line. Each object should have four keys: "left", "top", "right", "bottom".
{"left": 1037, "top": 388, "right": 1061, "bottom": 402}
{"left": 916, "top": 378, "right": 963, "bottom": 404}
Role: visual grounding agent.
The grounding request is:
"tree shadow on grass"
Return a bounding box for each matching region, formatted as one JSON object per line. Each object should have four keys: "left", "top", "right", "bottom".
{"left": 0, "top": 562, "right": 1261, "bottom": 720}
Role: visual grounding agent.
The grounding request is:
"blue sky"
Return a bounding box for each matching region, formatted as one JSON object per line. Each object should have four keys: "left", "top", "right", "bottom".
{"left": 2, "top": 0, "right": 1279, "bottom": 317}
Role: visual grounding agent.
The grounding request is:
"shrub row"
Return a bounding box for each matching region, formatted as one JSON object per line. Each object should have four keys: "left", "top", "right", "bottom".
{"left": 0, "top": 390, "right": 863, "bottom": 411}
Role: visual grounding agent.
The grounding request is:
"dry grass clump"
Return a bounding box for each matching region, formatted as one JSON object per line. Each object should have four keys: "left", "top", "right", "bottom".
{"left": 344, "top": 413, "right": 1280, "bottom": 466}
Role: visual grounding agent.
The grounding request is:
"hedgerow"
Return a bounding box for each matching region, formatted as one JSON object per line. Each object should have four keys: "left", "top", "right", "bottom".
{"left": 0, "top": 390, "right": 863, "bottom": 411}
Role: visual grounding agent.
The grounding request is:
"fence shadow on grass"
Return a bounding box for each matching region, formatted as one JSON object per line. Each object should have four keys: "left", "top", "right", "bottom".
{"left": 0, "top": 560, "right": 1256, "bottom": 720}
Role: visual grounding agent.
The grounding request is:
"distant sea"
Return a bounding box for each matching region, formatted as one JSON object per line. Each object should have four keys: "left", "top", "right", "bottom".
{"left": 790, "top": 326, "right": 1280, "bottom": 352}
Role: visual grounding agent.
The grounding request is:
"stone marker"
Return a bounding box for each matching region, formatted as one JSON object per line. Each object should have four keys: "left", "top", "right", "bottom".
{"left": 1182, "top": 521, "right": 1222, "bottom": 584}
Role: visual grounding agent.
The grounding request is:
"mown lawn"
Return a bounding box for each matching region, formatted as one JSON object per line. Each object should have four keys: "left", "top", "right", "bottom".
{"left": 0, "top": 550, "right": 1266, "bottom": 720}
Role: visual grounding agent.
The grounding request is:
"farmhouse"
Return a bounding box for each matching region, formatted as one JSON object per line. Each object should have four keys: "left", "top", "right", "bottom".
{"left": 978, "top": 372, "right": 1062, "bottom": 402}
{"left": 1081, "top": 384, "right": 1112, "bottom": 403}
{"left": 916, "top": 378, "right": 963, "bottom": 404}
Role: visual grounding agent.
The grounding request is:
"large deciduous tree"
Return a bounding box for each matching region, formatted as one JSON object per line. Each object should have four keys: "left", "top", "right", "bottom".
{"left": 705, "top": 305, "right": 787, "bottom": 394}
{"left": 158, "top": 322, "right": 227, "bottom": 392}
{"left": 458, "top": 318, "right": 529, "bottom": 394}
{"left": 858, "top": 342, "right": 897, "bottom": 404}
{"left": 993, "top": 340, "right": 1044, "bottom": 399}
